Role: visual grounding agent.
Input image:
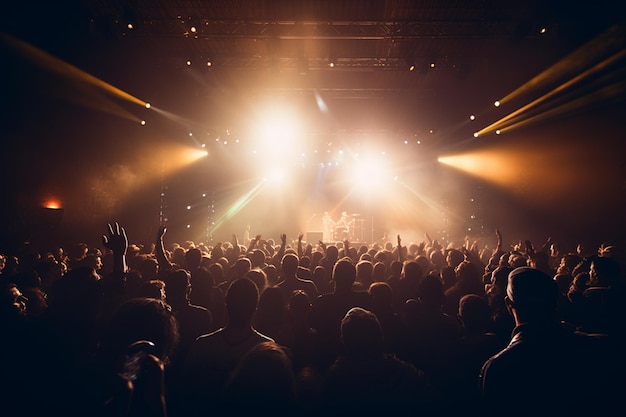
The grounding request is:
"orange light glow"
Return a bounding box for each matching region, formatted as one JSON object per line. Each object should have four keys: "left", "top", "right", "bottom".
{"left": 44, "top": 199, "right": 62, "bottom": 209}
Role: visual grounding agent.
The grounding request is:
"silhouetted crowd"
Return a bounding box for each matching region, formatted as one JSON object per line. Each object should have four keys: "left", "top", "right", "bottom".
{"left": 1, "top": 224, "right": 625, "bottom": 416}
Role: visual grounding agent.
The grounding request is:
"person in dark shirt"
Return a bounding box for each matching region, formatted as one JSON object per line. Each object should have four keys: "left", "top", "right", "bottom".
{"left": 480, "top": 266, "right": 622, "bottom": 417}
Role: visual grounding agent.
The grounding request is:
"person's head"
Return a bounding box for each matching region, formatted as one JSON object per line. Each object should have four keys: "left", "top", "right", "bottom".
{"left": 340, "top": 307, "right": 384, "bottom": 357}
{"left": 137, "top": 279, "right": 167, "bottom": 302}
{"left": 505, "top": 267, "right": 559, "bottom": 324}
{"left": 1, "top": 282, "right": 28, "bottom": 320}
{"left": 233, "top": 257, "right": 252, "bottom": 278}
{"left": 455, "top": 260, "right": 480, "bottom": 283}
{"left": 281, "top": 253, "right": 299, "bottom": 277}
{"left": 208, "top": 262, "right": 224, "bottom": 285}
{"left": 189, "top": 267, "right": 214, "bottom": 292}
{"left": 101, "top": 297, "right": 179, "bottom": 366}
{"left": 245, "top": 268, "right": 268, "bottom": 294}
{"left": 163, "top": 269, "right": 191, "bottom": 302}
{"left": 185, "top": 247, "right": 203, "bottom": 271}
{"left": 401, "top": 260, "right": 423, "bottom": 281}
{"left": 356, "top": 260, "right": 374, "bottom": 284}
{"left": 289, "top": 290, "right": 311, "bottom": 319}
{"left": 332, "top": 258, "right": 356, "bottom": 292}
{"left": 81, "top": 254, "right": 103, "bottom": 272}
{"left": 590, "top": 256, "right": 620, "bottom": 287}
{"left": 326, "top": 245, "right": 339, "bottom": 262}
{"left": 248, "top": 249, "right": 266, "bottom": 269}
{"left": 372, "top": 261, "right": 387, "bottom": 282}
{"left": 458, "top": 294, "right": 491, "bottom": 333}
{"left": 225, "top": 341, "right": 296, "bottom": 405}
{"left": 414, "top": 255, "right": 431, "bottom": 276}
{"left": 226, "top": 278, "right": 259, "bottom": 327}
{"left": 416, "top": 274, "right": 445, "bottom": 308}
{"left": 446, "top": 249, "right": 465, "bottom": 269}
{"left": 368, "top": 281, "right": 393, "bottom": 307}
{"left": 256, "top": 286, "right": 286, "bottom": 320}
{"left": 389, "top": 260, "right": 403, "bottom": 279}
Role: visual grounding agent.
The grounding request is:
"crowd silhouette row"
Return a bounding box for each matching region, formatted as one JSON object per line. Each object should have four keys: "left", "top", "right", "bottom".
{"left": 1, "top": 223, "right": 625, "bottom": 416}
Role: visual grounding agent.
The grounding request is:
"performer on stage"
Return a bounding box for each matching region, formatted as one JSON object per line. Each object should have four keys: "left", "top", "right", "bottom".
{"left": 334, "top": 211, "right": 351, "bottom": 242}
{"left": 322, "top": 212, "right": 334, "bottom": 242}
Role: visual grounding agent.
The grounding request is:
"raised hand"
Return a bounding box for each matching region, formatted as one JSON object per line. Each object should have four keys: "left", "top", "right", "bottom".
{"left": 103, "top": 222, "right": 128, "bottom": 273}
{"left": 103, "top": 222, "right": 128, "bottom": 255}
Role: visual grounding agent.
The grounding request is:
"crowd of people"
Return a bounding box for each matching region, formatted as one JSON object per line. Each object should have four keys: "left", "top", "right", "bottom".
{"left": 1, "top": 223, "right": 625, "bottom": 416}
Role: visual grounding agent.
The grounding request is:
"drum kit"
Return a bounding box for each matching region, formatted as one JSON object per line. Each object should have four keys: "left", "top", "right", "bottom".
{"left": 331, "top": 212, "right": 364, "bottom": 242}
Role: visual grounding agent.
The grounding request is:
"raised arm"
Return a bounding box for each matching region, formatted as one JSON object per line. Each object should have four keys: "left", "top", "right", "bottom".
{"left": 397, "top": 234, "right": 403, "bottom": 262}
{"left": 495, "top": 228, "right": 503, "bottom": 253}
{"left": 247, "top": 234, "right": 261, "bottom": 254}
{"left": 102, "top": 222, "right": 128, "bottom": 274}
{"left": 232, "top": 234, "right": 241, "bottom": 259}
{"left": 155, "top": 224, "right": 173, "bottom": 273}
{"left": 298, "top": 232, "right": 304, "bottom": 258}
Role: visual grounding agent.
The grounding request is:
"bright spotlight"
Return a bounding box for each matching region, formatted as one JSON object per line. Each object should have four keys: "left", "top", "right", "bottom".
{"left": 145, "top": 103, "right": 151, "bottom": 109}
{"left": 494, "top": 100, "right": 501, "bottom": 107}
{"left": 263, "top": 168, "right": 287, "bottom": 185}
{"left": 470, "top": 115, "right": 475, "bottom": 120}
{"left": 496, "top": 130, "right": 501, "bottom": 135}
{"left": 473, "top": 132, "right": 479, "bottom": 138}
{"left": 254, "top": 100, "right": 303, "bottom": 159}
{"left": 140, "top": 120, "right": 146, "bottom": 125}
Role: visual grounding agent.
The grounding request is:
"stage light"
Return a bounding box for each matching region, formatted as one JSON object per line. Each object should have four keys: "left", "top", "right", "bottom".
{"left": 145, "top": 103, "right": 151, "bottom": 109}
{"left": 430, "top": 62, "right": 436, "bottom": 68}
{"left": 44, "top": 199, "right": 62, "bottom": 209}
{"left": 540, "top": 27, "right": 547, "bottom": 34}
{"left": 494, "top": 100, "right": 501, "bottom": 107}
{"left": 264, "top": 168, "right": 287, "bottom": 185}
{"left": 190, "top": 26, "right": 197, "bottom": 33}
{"left": 470, "top": 115, "right": 475, "bottom": 120}
{"left": 329, "top": 61, "right": 335, "bottom": 68}
{"left": 409, "top": 64, "right": 415, "bottom": 71}
{"left": 206, "top": 61, "right": 212, "bottom": 67}
{"left": 473, "top": 132, "right": 479, "bottom": 138}
{"left": 496, "top": 130, "right": 501, "bottom": 135}
{"left": 140, "top": 120, "right": 146, "bottom": 125}
{"left": 127, "top": 23, "right": 134, "bottom": 30}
